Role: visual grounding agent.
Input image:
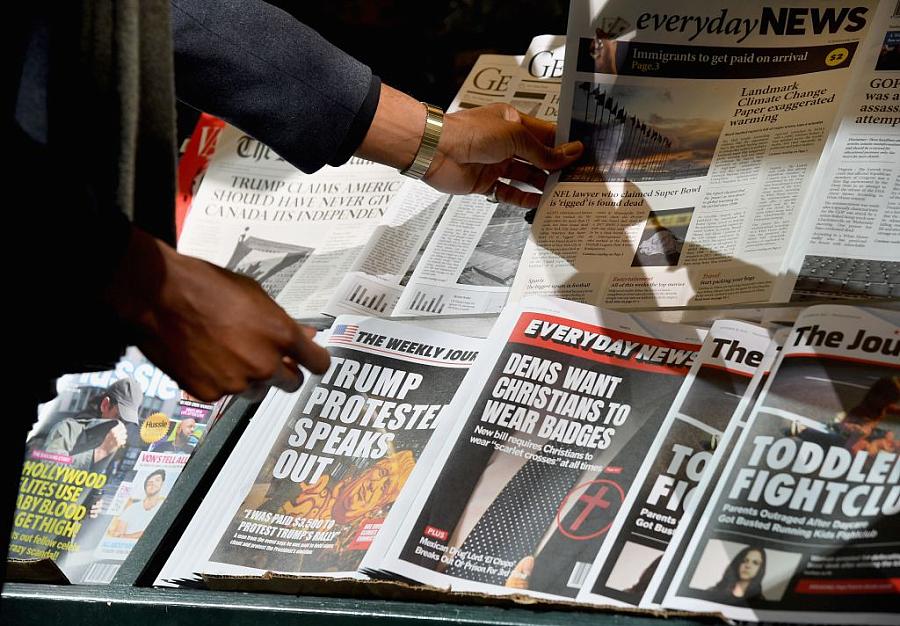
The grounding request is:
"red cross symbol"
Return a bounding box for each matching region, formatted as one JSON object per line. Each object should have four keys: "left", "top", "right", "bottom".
{"left": 555, "top": 479, "right": 624, "bottom": 541}
{"left": 571, "top": 485, "right": 611, "bottom": 531}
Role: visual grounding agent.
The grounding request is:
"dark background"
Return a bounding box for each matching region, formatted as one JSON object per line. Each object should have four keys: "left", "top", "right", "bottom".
{"left": 177, "top": 0, "right": 569, "bottom": 141}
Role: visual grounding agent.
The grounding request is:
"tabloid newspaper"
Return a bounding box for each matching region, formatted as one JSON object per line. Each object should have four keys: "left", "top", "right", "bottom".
{"left": 639, "top": 332, "right": 787, "bottom": 609}
{"left": 510, "top": 0, "right": 895, "bottom": 310}
{"left": 325, "top": 36, "right": 565, "bottom": 320}
{"left": 176, "top": 125, "right": 406, "bottom": 321}
{"left": 663, "top": 304, "right": 899, "bottom": 623}
{"left": 575, "top": 319, "right": 774, "bottom": 607}
{"left": 372, "top": 296, "right": 705, "bottom": 599}
{"left": 156, "top": 318, "right": 482, "bottom": 583}
{"left": 11, "top": 348, "right": 213, "bottom": 584}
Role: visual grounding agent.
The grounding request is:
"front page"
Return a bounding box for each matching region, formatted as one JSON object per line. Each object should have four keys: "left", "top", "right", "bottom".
{"left": 640, "top": 333, "right": 785, "bottom": 608}
{"left": 11, "top": 349, "right": 209, "bottom": 584}
{"left": 376, "top": 296, "right": 704, "bottom": 599}
{"left": 664, "top": 304, "right": 899, "bottom": 623}
{"left": 183, "top": 318, "right": 482, "bottom": 580}
{"left": 510, "top": 0, "right": 883, "bottom": 309}
{"left": 576, "top": 319, "right": 773, "bottom": 607}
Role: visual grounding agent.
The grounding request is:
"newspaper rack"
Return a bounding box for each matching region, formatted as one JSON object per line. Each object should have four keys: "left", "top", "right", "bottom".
{"left": 7, "top": 299, "right": 896, "bottom": 624}
{"left": 2, "top": 392, "right": 716, "bottom": 625}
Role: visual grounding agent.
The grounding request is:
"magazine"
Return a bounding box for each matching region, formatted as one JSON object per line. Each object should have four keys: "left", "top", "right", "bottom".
{"left": 575, "top": 319, "right": 774, "bottom": 607}
{"left": 662, "top": 304, "right": 899, "bottom": 623}
{"left": 155, "top": 318, "right": 482, "bottom": 583}
{"left": 372, "top": 295, "right": 705, "bottom": 599}
{"left": 509, "top": 0, "right": 895, "bottom": 309}
{"left": 10, "top": 348, "right": 212, "bottom": 584}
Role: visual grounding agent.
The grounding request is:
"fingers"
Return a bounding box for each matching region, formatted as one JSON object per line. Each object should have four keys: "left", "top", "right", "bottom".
{"left": 518, "top": 113, "right": 557, "bottom": 147}
{"left": 492, "top": 181, "right": 542, "bottom": 210}
{"left": 282, "top": 322, "right": 331, "bottom": 375}
{"left": 510, "top": 123, "right": 583, "bottom": 171}
{"left": 502, "top": 159, "right": 548, "bottom": 191}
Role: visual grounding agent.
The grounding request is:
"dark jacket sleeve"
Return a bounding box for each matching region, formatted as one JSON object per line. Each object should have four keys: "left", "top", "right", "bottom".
{"left": 171, "top": 0, "right": 381, "bottom": 173}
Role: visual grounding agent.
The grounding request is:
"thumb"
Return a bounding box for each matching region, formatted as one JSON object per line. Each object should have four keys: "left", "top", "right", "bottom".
{"left": 510, "top": 126, "right": 583, "bottom": 171}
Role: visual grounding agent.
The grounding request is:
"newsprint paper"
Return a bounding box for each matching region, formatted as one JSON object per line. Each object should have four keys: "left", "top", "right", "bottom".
{"left": 640, "top": 332, "right": 787, "bottom": 609}
{"left": 576, "top": 318, "right": 774, "bottom": 607}
{"left": 371, "top": 296, "right": 705, "bottom": 600}
{"left": 326, "top": 36, "right": 565, "bottom": 320}
{"left": 156, "top": 318, "right": 482, "bottom": 583}
{"left": 510, "top": 0, "right": 892, "bottom": 309}
{"left": 177, "top": 127, "right": 405, "bottom": 320}
{"left": 664, "top": 305, "right": 899, "bottom": 623}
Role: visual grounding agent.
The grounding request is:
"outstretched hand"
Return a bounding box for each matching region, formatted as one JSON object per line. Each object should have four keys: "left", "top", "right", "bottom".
{"left": 426, "top": 104, "right": 583, "bottom": 208}
{"left": 107, "top": 228, "right": 330, "bottom": 401}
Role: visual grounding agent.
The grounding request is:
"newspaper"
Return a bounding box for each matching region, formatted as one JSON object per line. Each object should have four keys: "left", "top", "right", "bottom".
{"left": 782, "top": 9, "right": 900, "bottom": 302}
{"left": 663, "top": 304, "right": 899, "bottom": 623}
{"left": 640, "top": 332, "right": 786, "bottom": 608}
{"left": 11, "top": 349, "right": 212, "bottom": 584}
{"left": 576, "top": 319, "right": 773, "bottom": 607}
{"left": 372, "top": 295, "right": 705, "bottom": 599}
{"left": 157, "top": 318, "right": 482, "bottom": 582}
{"left": 177, "top": 125, "right": 406, "bottom": 320}
{"left": 508, "top": 35, "right": 567, "bottom": 122}
{"left": 510, "top": 0, "right": 890, "bottom": 309}
{"left": 326, "top": 37, "right": 564, "bottom": 319}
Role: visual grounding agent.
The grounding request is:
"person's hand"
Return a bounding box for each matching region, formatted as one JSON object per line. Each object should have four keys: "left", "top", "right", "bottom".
{"left": 504, "top": 555, "right": 534, "bottom": 590}
{"left": 426, "top": 104, "right": 583, "bottom": 208}
{"left": 106, "top": 228, "right": 330, "bottom": 402}
{"left": 355, "top": 85, "right": 583, "bottom": 209}
{"left": 99, "top": 422, "right": 128, "bottom": 455}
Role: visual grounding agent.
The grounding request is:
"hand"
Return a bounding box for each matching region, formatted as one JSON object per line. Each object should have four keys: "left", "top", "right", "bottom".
{"left": 504, "top": 555, "right": 534, "bottom": 590}
{"left": 99, "top": 422, "right": 127, "bottom": 455}
{"left": 355, "top": 85, "right": 583, "bottom": 209}
{"left": 427, "top": 104, "right": 583, "bottom": 208}
{"left": 106, "top": 228, "right": 330, "bottom": 401}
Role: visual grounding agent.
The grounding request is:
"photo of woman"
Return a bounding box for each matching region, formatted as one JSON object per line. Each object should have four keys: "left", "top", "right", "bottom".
{"left": 707, "top": 546, "right": 766, "bottom": 604}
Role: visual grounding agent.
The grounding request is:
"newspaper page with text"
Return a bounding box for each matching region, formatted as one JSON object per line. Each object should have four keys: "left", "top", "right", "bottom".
{"left": 640, "top": 332, "right": 786, "bottom": 608}
{"left": 177, "top": 126, "right": 406, "bottom": 320}
{"left": 663, "top": 304, "right": 899, "bottom": 623}
{"left": 169, "top": 318, "right": 482, "bottom": 581}
{"left": 576, "top": 319, "right": 773, "bottom": 607}
{"left": 327, "top": 37, "right": 564, "bottom": 319}
{"left": 510, "top": 0, "right": 885, "bottom": 309}
{"left": 374, "top": 296, "right": 705, "bottom": 600}
{"left": 782, "top": 8, "right": 900, "bottom": 302}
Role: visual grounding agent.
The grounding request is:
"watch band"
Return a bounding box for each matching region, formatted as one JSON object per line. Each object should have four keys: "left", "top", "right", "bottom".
{"left": 400, "top": 103, "right": 444, "bottom": 179}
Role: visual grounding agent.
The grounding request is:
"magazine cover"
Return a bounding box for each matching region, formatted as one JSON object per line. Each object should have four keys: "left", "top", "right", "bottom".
{"left": 664, "top": 305, "right": 899, "bottom": 623}
{"left": 11, "top": 348, "right": 211, "bottom": 583}
{"left": 577, "top": 319, "right": 773, "bottom": 607}
{"left": 192, "top": 317, "right": 482, "bottom": 579}
{"left": 375, "top": 296, "right": 705, "bottom": 599}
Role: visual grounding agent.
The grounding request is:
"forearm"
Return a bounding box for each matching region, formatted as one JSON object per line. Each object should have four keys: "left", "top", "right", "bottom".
{"left": 171, "top": 0, "right": 379, "bottom": 172}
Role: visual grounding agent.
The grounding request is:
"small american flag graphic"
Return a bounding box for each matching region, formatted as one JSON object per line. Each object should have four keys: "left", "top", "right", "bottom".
{"left": 331, "top": 323, "right": 359, "bottom": 343}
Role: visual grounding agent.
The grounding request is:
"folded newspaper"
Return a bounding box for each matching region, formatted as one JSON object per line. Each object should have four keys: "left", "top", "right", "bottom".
{"left": 369, "top": 296, "right": 707, "bottom": 599}
{"left": 663, "top": 304, "right": 899, "bottom": 624}
{"left": 155, "top": 317, "right": 482, "bottom": 585}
